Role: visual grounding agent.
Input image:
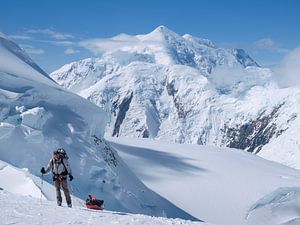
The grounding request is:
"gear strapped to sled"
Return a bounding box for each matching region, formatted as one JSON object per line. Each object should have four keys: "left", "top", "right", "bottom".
{"left": 86, "top": 195, "right": 104, "bottom": 210}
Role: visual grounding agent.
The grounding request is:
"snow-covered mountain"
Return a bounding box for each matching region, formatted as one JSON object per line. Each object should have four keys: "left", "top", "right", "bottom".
{"left": 0, "top": 33, "right": 197, "bottom": 219}
{"left": 2, "top": 31, "right": 300, "bottom": 224}
{"left": 51, "top": 26, "right": 300, "bottom": 170}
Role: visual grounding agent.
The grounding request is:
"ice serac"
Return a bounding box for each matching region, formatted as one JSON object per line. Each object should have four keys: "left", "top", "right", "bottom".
{"left": 50, "top": 26, "right": 300, "bottom": 170}
{"left": 0, "top": 33, "right": 198, "bottom": 220}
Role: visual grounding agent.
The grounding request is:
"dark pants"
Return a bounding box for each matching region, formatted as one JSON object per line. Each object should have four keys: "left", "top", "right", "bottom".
{"left": 54, "top": 178, "right": 72, "bottom": 206}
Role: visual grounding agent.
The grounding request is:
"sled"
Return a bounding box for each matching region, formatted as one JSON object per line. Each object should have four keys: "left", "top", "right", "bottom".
{"left": 85, "top": 195, "right": 104, "bottom": 210}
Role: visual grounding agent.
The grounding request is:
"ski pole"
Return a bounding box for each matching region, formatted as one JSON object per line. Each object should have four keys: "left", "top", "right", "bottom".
{"left": 40, "top": 173, "right": 44, "bottom": 205}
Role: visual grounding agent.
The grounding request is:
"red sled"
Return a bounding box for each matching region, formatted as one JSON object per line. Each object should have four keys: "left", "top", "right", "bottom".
{"left": 86, "top": 204, "right": 104, "bottom": 210}
{"left": 86, "top": 195, "right": 104, "bottom": 210}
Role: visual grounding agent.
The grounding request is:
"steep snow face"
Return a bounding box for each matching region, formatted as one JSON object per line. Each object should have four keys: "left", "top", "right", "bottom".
{"left": 0, "top": 34, "right": 197, "bottom": 219}
{"left": 108, "top": 137, "right": 300, "bottom": 225}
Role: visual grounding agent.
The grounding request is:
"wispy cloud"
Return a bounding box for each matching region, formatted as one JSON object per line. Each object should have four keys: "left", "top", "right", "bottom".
{"left": 36, "top": 39, "right": 75, "bottom": 47}
{"left": 273, "top": 46, "right": 300, "bottom": 87}
{"left": 253, "top": 38, "right": 289, "bottom": 53}
{"left": 27, "top": 28, "right": 74, "bottom": 40}
{"left": 20, "top": 44, "right": 45, "bottom": 55}
{"left": 254, "top": 38, "right": 275, "bottom": 48}
{"left": 64, "top": 48, "right": 80, "bottom": 55}
{"left": 9, "top": 35, "right": 32, "bottom": 40}
{"left": 79, "top": 34, "right": 145, "bottom": 55}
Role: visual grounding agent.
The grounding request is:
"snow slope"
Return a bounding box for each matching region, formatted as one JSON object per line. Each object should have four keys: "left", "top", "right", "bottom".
{"left": 0, "top": 190, "right": 207, "bottom": 225}
{"left": 108, "top": 137, "right": 300, "bottom": 225}
{"left": 0, "top": 160, "right": 205, "bottom": 225}
{"left": 0, "top": 159, "right": 54, "bottom": 200}
{"left": 0, "top": 33, "right": 197, "bottom": 219}
{"left": 51, "top": 26, "right": 300, "bottom": 171}
{"left": 0, "top": 159, "right": 85, "bottom": 203}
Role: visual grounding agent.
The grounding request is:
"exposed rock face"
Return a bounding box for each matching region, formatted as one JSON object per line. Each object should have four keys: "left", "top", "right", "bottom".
{"left": 223, "top": 103, "right": 287, "bottom": 153}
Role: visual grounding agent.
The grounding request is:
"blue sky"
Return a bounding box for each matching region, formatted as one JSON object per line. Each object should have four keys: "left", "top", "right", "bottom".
{"left": 1, "top": 0, "right": 299, "bottom": 72}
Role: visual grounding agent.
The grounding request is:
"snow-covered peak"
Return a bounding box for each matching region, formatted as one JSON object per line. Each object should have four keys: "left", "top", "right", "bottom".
{"left": 137, "top": 25, "right": 183, "bottom": 42}
{"left": 76, "top": 26, "right": 258, "bottom": 75}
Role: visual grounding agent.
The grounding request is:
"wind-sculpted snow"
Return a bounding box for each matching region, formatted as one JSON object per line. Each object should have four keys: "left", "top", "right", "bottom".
{"left": 246, "top": 187, "right": 300, "bottom": 225}
{"left": 51, "top": 26, "right": 300, "bottom": 170}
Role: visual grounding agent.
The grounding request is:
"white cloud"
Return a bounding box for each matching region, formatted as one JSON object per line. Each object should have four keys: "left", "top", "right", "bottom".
{"left": 36, "top": 39, "right": 75, "bottom": 47}
{"left": 27, "top": 29, "right": 74, "bottom": 40}
{"left": 274, "top": 46, "right": 300, "bottom": 87}
{"left": 64, "top": 48, "right": 80, "bottom": 55}
{"left": 20, "top": 44, "right": 45, "bottom": 55}
{"left": 9, "top": 35, "right": 32, "bottom": 40}
{"left": 78, "top": 34, "right": 143, "bottom": 55}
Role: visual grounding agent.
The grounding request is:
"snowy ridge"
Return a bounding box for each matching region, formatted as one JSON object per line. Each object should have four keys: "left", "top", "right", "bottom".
{"left": 0, "top": 35, "right": 53, "bottom": 85}
{"left": 51, "top": 26, "right": 300, "bottom": 170}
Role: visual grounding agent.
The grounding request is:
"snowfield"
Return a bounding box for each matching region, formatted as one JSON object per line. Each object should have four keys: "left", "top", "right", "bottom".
{"left": 108, "top": 137, "right": 300, "bottom": 225}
